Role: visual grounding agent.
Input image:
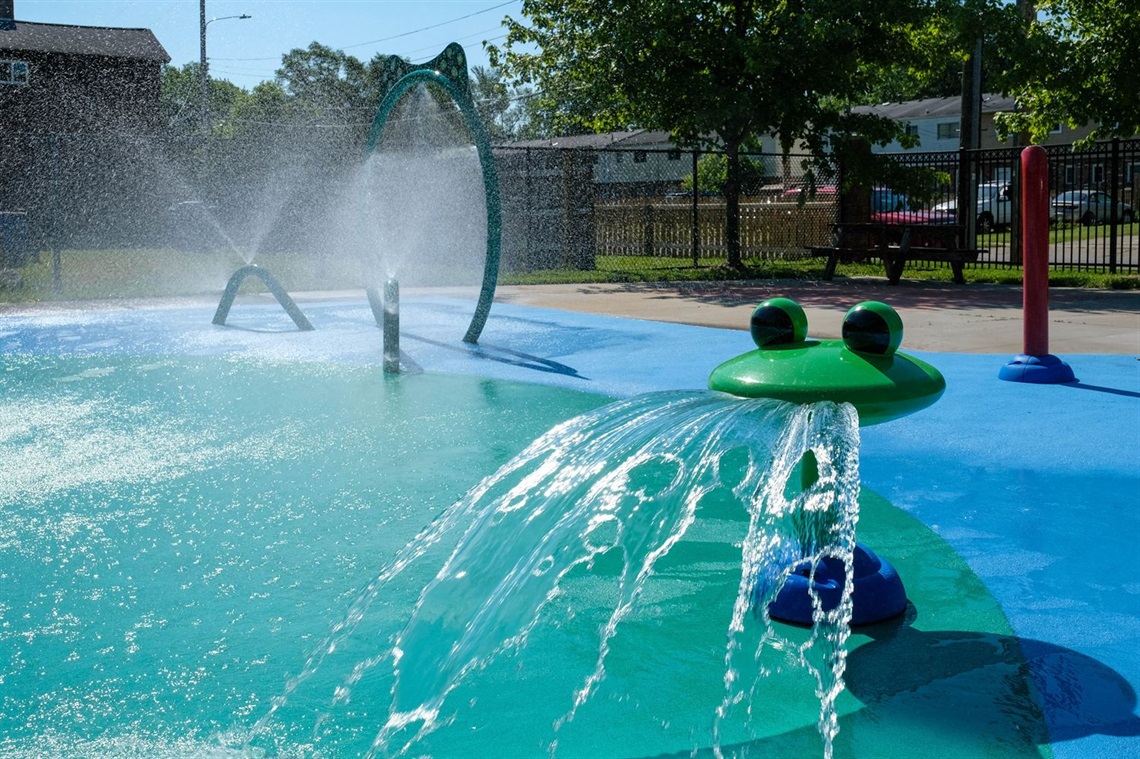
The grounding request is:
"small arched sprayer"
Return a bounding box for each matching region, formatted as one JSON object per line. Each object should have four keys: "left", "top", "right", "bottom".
{"left": 709, "top": 298, "right": 946, "bottom": 624}
{"left": 213, "top": 264, "right": 314, "bottom": 331}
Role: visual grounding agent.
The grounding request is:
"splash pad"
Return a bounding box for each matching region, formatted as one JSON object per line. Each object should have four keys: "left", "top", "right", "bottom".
{"left": 4, "top": 38, "right": 1135, "bottom": 759}
{"left": 1, "top": 296, "right": 1131, "bottom": 758}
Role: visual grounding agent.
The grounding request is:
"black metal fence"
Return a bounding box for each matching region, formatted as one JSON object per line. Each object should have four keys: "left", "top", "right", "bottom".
{"left": 882, "top": 139, "right": 1139, "bottom": 273}
{"left": 0, "top": 131, "right": 1136, "bottom": 278}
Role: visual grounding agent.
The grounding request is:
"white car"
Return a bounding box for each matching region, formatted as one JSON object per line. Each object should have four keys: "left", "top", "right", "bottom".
{"left": 932, "top": 182, "right": 1012, "bottom": 232}
{"left": 1051, "top": 190, "right": 1134, "bottom": 225}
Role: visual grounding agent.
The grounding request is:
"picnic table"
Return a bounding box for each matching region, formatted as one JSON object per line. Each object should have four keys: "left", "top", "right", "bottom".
{"left": 810, "top": 220, "right": 983, "bottom": 285}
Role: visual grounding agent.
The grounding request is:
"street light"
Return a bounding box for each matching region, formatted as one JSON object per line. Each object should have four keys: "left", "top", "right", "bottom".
{"left": 199, "top": 2, "right": 251, "bottom": 135}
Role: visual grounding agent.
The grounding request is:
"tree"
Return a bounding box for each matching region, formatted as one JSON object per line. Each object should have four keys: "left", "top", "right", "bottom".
{"left": 854, "top": 0, "right": 1027, "bottom": 105}
{"left": 490, "top": 0, "right": 934, "bottom": 269}
{"left": 160, "top": 62, "right": 247, "bottom": 135}
{"left": 470, "top": 65, "right": 512, "bottom": 141}
{"left": 996, "top": 0, "right": 1140, "bottom": 144}
{"left": 274, "top": 42, "right": 380, "bottom": 126}
{"left": 227, "top": 81, "right": 311, "bottom": 136}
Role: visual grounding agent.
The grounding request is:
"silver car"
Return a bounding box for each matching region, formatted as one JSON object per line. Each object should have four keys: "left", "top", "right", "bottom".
{"left": 932, "top": 182, "right": 1012, "bottom": 232}
{"left": 1051, "top": 190, "right": 1134, "bottom": 225}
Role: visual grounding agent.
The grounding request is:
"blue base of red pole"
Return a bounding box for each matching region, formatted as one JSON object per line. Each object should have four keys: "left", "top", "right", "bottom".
{"left": 999, "top": 353, "right": 1077, "bottom": 384}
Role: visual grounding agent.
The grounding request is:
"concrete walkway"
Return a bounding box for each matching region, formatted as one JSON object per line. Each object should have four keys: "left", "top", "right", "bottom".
{"left": 494, "top": 278, "right": 1140, "bottom": 355}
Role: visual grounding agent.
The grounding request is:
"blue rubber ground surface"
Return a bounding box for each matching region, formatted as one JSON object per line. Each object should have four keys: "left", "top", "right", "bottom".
{"left": 2, "top": 295, "right": 1138, "bottom": 757}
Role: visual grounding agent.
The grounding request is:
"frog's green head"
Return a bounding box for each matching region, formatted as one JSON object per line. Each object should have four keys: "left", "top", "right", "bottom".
{"left": 707, "top": 298, "right": 945, "bottom": 426}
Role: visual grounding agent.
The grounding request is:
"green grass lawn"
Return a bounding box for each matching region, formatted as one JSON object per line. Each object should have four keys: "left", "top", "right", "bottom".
{"left": 980, "top": 219, "right": 1138, "bottom": 243}
{"left": 2, "top": 248, "right": 1137, "bottom": 305}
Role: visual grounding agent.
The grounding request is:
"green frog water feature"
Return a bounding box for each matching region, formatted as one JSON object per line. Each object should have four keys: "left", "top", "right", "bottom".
{"left": 709, "top": 298, "right": 946, "bottom": 625}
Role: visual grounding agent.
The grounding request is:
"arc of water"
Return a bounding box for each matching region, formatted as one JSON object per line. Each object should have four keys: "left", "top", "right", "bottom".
{"left": 366, "top": 43, "right": 501, "bottom": 345}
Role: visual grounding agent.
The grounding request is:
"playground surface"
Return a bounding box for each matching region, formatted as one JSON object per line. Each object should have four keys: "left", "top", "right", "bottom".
{"left": 1, "top": 277, "right": 1137, "bottom": 757}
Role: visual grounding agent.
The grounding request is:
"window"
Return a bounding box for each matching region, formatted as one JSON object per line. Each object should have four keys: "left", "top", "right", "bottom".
{"left": 1091, "top": 164, "right": 1105, "bottom": 186}
{"left": 667, "top": 150, "right": 682, "bottom": 161}
{"left": 1126, "top": 163, "right": 1140, "bottom": 186}
{"left": 1049, "top": 123, "right": 1063, "bottom": 135}
{"left": 936, "top": 122, "right": 959, "bottom": 140}
{"left": 633, "top": 150, "right": 648, "bottom": 164}
{"left": 1, "top": 60, "right": 29, "bottom": 85}
{"left": 905, "top": 123, "right": 919, "bottom": 138}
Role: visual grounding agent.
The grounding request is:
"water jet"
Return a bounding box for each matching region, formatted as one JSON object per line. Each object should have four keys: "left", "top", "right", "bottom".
{"left": 382, "top": 278, "right": 400, "bottom": 373}
{"left": 366, "top": 43, "right": 502, "bottom": 344}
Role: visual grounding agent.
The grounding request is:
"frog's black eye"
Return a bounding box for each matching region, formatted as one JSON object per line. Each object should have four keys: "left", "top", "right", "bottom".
{"left": 843, "top": 301, "right": 903, "bottom": 356}
{"left": 750, "top": 298, "right": 807, "bottom": 348}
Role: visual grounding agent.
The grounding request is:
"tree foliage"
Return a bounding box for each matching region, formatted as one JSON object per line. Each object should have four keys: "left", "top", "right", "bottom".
{"left": 855, "top": 0, "right": 1027, "bottom": 105}
{"left": 996, "top": 0, "right": 1140, "bottom": 145}
{"left": 160, "top": 62, "right": 244, "bottom": 135}
{"left": 274, "top": 42, "right": 384, "bottom": 126}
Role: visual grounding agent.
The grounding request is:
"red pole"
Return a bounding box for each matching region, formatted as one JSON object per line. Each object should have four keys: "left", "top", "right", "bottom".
{"left": 999, "top": 146, "right": 1073, "bottom": 382}
{"left": 1021, "top": 146, "right": 1050, "bottom": 356}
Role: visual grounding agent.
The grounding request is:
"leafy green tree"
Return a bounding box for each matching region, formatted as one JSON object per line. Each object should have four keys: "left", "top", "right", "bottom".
{"left": 470, "top": 65, "right": 512, "bottom": 141}
{"left": 680, "top": 153, "right": 771, "bottom": 195}
{"left": 996, "top": 0, "right": 1140, "bottom": 144}
{"left": 161, "top": 62, "right": 255, "bottom": 136}
{"left": 275, "top": 42, "right": 379, "bottom": 126}
{"left": 856, "top": 1, "right": 1026, "bottom": 105}
{"left": 226, "top": 81, "right": 311, "bottom": 136}
{"left": 490, "top": 0, "right": 935, "bottom": 269}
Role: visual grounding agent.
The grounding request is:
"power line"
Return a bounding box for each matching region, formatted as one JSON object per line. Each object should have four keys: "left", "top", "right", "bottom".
{"left": 212, "top": 0, "right": 519, "bottom": 62}
{"left": 341, "top": 1, "right": 518, "bottom": 50}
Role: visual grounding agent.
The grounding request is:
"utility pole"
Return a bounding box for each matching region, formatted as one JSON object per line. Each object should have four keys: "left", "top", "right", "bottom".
{"left": 199, "top": 0, "right": 207, "bottom": 135}
{"left": 199, "top": 4, "right": 251, "bottom": 135}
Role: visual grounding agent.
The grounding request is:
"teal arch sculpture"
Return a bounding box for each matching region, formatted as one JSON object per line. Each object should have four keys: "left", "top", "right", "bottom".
{"left": 366, "top": 43, "right": 501, "bottom": 345}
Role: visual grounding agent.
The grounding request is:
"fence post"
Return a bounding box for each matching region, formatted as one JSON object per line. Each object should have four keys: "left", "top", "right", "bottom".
{"left": 643, "top": 202, "right": 654, "bottom": 257}
{"left": 691, "top": 148, "right": 699, "bottom": 266}
{"left": 1109, "top": 137, "right": 1120, "bottom": 273}
{"left": 956, "top": 147, "right": 977, "bottom": 249}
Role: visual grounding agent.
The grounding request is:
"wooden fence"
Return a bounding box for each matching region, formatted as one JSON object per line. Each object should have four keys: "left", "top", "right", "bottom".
{"left": 594, "top": 198, "right": 837, "bottom": 259}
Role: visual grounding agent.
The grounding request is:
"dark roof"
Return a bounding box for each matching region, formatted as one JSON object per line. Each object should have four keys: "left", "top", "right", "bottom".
{"left": 505, "top": 129, "right": 675, "bottom": 150}
{"left": 0, "top": 20, "right": 169, "bottom": 62}
{"left": 852, "top": 94, "right": 1018, "bottom": 120}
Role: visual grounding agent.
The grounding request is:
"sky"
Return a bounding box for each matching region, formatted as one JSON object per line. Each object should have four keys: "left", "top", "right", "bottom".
{"left": 19, "top": 0, "right": 525, "bottom": 90}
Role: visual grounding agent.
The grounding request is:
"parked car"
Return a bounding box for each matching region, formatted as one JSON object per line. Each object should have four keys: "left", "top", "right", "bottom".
{"left": 1050, "top": 190, "right": 1134, "bottom": 226}
{"left": 782, "top": 185, "right": 837, "bottom": 202}
{"left": 871, "top": 186, "right": 910, "bottom": 213}
{"left": 872, "top": 209, "right": 956, "bottom": 225}
{"left": 932, "top": 182, "right": 1012, "bottom": 232}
